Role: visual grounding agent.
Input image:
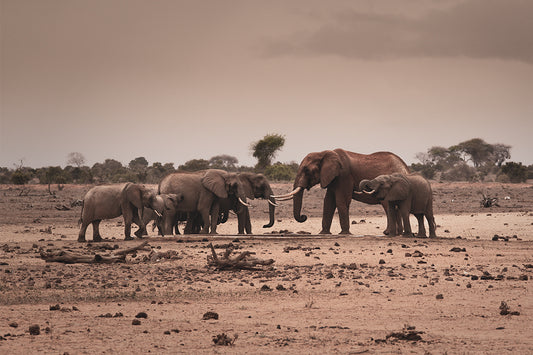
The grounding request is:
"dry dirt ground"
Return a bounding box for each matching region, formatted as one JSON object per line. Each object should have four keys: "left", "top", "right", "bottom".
{"left": 0, "top": 182, "right": 532, "bottom": 354}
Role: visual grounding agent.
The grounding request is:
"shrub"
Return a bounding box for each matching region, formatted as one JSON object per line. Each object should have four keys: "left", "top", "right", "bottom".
{"left": 264, "top": 163, "right": 296, "bottom": 181}
{"left": 500, "top": 162, "right": 527, "bottom": 183}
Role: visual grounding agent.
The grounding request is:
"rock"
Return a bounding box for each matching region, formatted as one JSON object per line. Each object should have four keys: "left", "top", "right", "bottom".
{"left": 260, "top": 284, "right": 272, "bottom": 291}
{"left": 132, "top": 319, "right": 141, "bottom": 325}
{"left": 135, "top": 312, "right": 148, "bottom": 319}
{"left": 436, "top": 294, "right": 444, "bottom": 300}
{"left": 29, "top": 324, "right": 40, "bottom": 335}
{"left": 202, "top": 311, "right": 219, "bottom": 320}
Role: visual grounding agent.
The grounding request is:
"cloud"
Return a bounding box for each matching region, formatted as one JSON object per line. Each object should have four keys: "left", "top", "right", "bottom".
{"left": 264, "top": 0, "right": 533, "bottom": 63}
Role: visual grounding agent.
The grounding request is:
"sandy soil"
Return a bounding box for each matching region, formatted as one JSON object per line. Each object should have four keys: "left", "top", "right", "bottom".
{"left": 0, "top": 182, "right": 532, "bottom": 354}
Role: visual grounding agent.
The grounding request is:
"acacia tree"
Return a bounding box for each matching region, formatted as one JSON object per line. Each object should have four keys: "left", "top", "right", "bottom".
{"left": 251, "top": 134, "right": 285, "bottom": 171}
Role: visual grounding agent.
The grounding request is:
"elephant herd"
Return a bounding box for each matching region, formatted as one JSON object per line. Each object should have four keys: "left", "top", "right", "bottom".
{"left": 78, "top": 149, "right": 436, "bottom": 242}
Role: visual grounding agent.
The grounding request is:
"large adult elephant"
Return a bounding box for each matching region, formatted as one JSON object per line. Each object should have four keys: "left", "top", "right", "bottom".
{"left": 78, "top": 183, "right": 164, "bottom": 242}
{"left": 158, "top": 169, "right": 250, "bottom": 234}
{"left": 218, "top": 172, "right": 277, "bottom": 234}
{"left": 273, "top": 149, "right": 409, "bottom": 235}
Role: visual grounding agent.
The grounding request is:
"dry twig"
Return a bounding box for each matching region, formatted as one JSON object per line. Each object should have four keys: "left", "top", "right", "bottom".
{"left": 207, "top": 243, "right": 274, "bottom": 270}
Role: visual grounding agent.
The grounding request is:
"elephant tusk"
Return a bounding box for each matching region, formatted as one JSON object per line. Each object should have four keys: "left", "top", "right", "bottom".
{"left": 363, "top": 189, "right": 376, "bottom": 194}
{"left": 271, "top": 187, "right": 302, "bottom": 199}
{"left": 274, "top": 195, "right": 294, "bottom": 201}
{"left": 239, "top": 197, "right": 252, "bottom": 207}
{"left": 268, "top": 199, "right": 279, "bottom": 207}
{"left": 154, "top": 210, "right": 162, "bottom": 217}
{"left": 353, "top": 190, "right": 364, "bottom": 195}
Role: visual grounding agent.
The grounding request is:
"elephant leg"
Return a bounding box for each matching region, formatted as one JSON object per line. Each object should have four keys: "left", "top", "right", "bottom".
{"left": 400, "top": 205, "right": 413, "bottom": 237}
{"left": 335, "top": 190, "right": 352, "bottom": 235}
{"left": 209, "top": 203, "right": 220, "bottom": 234}
{"left": 123, "top": 209, "right": 134, "bottom": 241}
{"left": 237, "top": 209, "right": 245, "bottom": 234}
{"left": 415, "top": 214, "right": 426, "bottom": 237}
{"left": 92, "top": 220, "right": 103, "bottom": 242}
{"left": 244, "top": 207, "right": 252, "bottom": 234}
{"left": 78, "top": 222, "right": 89, "bottom": 242}
{"left": 427, "top": 213, "right": 437, "bottom": 238}
{"left": 132, "top": 214, "right": 144, "bottom": 238}
{"left": 320, "top": 188, "right": 336, "bottom": 234}
{"left": 385, "top": 202, "right": 398, "bottom": 236}
{"left": 199, "top": 209, "right": 211, "bottom": 234}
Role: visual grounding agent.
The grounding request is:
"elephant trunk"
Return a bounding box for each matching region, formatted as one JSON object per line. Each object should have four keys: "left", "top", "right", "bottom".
{"left": 263, "top": 188, "right": 276, "bottom": 228}
{"left": 292, "top": 188, "right": 307, "bottom": 223}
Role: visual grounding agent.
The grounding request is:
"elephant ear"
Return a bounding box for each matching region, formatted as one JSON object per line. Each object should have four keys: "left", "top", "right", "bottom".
{"left": 122, "top": 183, "right": 142, "bottom": 208}
{"left": 201, "top": 170, "right": 228, "bottom": 198}
{"left": 386, "top": 173, "right": 410, "bottom": 201}
{"left": 241, "top": 176, "right": 255, "bottom": 199}
{"left": 320, "top": 150, "right": 341, "bottom": 188}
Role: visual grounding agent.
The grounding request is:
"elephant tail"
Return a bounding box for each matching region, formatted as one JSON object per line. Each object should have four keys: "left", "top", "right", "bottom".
{"left": 77, "top": 200, "right": 85, "bottom": 226}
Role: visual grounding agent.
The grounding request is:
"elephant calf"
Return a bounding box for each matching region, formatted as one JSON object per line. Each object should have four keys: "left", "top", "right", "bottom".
{"left": 78, "top": 183, "right": 164, "bottom": 242}
{"left": 358, "top": 173, "right": 436, "bottom": 238}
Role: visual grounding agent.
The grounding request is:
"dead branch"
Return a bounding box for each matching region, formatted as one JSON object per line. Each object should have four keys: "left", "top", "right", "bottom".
{"left": 207, "top": 243, "right": 274, "bottom": 270}
{"left": 113, "top": 241, "right": 150, "bottom": 256}
{"left": 480, "top": 193, "right": 500, "bottom": 208}
{"left": 40, "top": 250, "right": 126, "bottom": 264}
{"left": 40, "top": 241, "right": 149, "bottom": 264}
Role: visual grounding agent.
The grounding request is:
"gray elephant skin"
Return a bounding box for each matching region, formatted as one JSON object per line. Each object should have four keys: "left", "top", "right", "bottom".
{"left": 158, "top": 169, "right": 249, "bottom": 235}
{"left": 218, "top": 172, "right": 277, "bottom": 234}
{"left": 358, "top": 173, "right": 436, "bottom": 237}
{"left": 78, "top": 183, "right": 163, "bottom": 242}
{"left": 274, "top": 149, "right": 409, "bottom": 235}
{"left": 138, "top": 193, "right": 183, "bottom": 236}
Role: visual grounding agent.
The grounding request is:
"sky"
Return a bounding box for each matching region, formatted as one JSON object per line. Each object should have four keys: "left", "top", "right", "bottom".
{"left": 1, "top": 0, "right": 532, "bottom": 169}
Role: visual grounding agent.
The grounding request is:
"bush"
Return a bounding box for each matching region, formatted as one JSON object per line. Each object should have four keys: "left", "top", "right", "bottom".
{"left": 500, "top": 162, "right": 527, "bottom": 183}
{"left": 440, "top": 163, "right": 476, "bottom": 181}
{"left": 264, "top": 163, "right": 296, "bottom": 181}
{"left": 11, "top": 169, "right": 32, "bottom": 185}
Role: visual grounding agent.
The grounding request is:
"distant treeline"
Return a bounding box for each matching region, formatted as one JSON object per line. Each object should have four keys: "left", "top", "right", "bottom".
{"left": 1, "top": 138, "right": 531, "bottom": 186}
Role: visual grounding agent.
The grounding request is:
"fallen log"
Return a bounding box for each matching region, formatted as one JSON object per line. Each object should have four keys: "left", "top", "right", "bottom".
{"left": 40, "top": 250, "right": 126, "bottom": 264}
{"left": 113, "top": 240, "right": 150, "bottom": 256}
{"left": 40, "top": 241, "right": 149, "bottom": 264}
{"left": 207, "top": 243, "right": 274, "bottom": 270}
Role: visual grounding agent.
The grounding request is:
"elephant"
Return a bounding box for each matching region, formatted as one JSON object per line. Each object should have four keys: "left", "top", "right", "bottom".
{"left": 137, "top": 193, "right": 183, "bottom": 236}
{"left": 218, "top": 172, "right": 277, "bottom": 234}
{"left": 78, "top": 183, "right": 164, "bottom": 242}
{"left": 357, "top": 173, "right": 436, "bottom": 238}
{"left": 158, "top": 169, "right": 250, "bottom": 234}
{"left": 273, "top": 149, "right": 409, "bottom": 235}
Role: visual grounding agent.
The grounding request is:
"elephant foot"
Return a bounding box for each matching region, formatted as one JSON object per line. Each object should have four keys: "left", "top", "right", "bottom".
{"left": 402, "top": 232, "right": 415, "bottom": 238}
{"left": 124, "top": 236, "right": 134, "bottom": 241}
{"left": 318, "top": 230, "right": 332, "bottom": 235}
{"left": 93, "top": 236, "right": 103, "bottom": 242}
{"left": 383, "top": 229, "right": 390, "bottom": 235}
{"left": 77, "top": 237, "right": 86, "bottom": 243}
{"left": 134, "top": 230, "right": 144, "bottom": 238}
{"left": 416, "top": 233, "right": 427, "bottom": 238}
{"left": 339, "top": 230, "right": 352, "bottom": 235}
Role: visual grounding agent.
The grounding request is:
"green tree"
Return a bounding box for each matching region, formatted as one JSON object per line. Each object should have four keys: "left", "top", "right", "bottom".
{"left": 179, "top": 159, "right": 210, "bottom": 172}
{"left": 251, "top": 133, "right": 285, "bottom": 171}
{"left": 209, "top": 155, "right": 238, "bottom": 171}
{"left": 500, "top": 162, "right": 527, "bottom": 183}
{"left": 264, "top": 162, "right": 297, "bottom": 181}
{"left": 129, "top": 157, "right": 149, "bottom": 182}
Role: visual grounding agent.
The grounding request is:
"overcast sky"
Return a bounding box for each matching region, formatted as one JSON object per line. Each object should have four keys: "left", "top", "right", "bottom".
{"left": 2, "top": 0, "right": 532, "bottom": 169}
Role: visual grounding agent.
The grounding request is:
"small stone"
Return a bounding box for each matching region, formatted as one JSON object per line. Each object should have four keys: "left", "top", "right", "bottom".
{"left": 436, "top": 294, "right": 444, "bottom": 300}
{"left": 132, "top": 319, "right": 141, "bottom": 325}
{"left": 202, "top": 311, "right": 219, "bottom": 320}
{"left": 379, "top": 259, "right": 386, "bottom": 264}
{"left": 135, "top": 312, "right": 148, "bottom": 319}
{"left": 29, "top": 324, "right": 40, "bottom": 335}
